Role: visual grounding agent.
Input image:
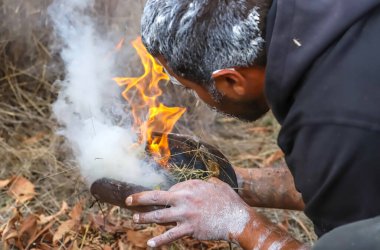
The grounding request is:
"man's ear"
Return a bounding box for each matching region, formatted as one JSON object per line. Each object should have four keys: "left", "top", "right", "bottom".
{"left": 211, "top": 69, "right": 248, "bottom": 100}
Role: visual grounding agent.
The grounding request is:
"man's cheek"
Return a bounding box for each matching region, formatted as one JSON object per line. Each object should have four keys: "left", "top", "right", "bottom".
{"left": 194, "top": 90, "right": 219, "bottom": 108}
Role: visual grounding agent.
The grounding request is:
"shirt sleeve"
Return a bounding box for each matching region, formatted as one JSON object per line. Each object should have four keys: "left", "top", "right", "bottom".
{"left": 312, "top": 216, "right": 380, "bottom": 250}
{"left": 281, "top": 123, "right": 380, "bottom": 236}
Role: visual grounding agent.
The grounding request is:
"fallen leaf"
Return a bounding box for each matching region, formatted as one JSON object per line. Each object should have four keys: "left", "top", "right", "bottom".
{"left": 39, "top": 201, "right": 69, "bottom": 225}
{"left": 25, "top": 220, "right": 55, "bottom": 249}
{"left": 1, "top": 208, "right": 21, "bottom": 242}
{"left": 103, "top": 245, "right": 112, "bottom": 250}
{"left": 127, "top": 230, "right": 151, "bottom": 248}
{"left": 38, "top": 242, "right": 54, "bottom": 250}
{"left": 69, "top": 201, "right": 83, "bottom": 222}
{"left": 0, "top": 222, "right": 5, "bottom": 235}
{"left": 68, "top": 239, "right": 80, "bottom": 250}
{"left": 89, "top": 213, "right": 132, "bottom": 233}
{"left": 19, "top": 215, "right": 38, "bottom": 247}
{"left": 117, "top": 240, "right": 128, "bottom": 250}
{"left": 3, "top": 229, "right": 18, "bottom": 241}
{"left": 2, "top": 225, "right": 23, "bottom": 250}
{"left": 53, "top": 219, "right": 76, "bottom": 244}
{"left": 7, "top": 176, "right": 36, "bottom": 204}
{"left": 151, "top": 225, "right": 166, "bottom": 237}
{"left": 0, "top": 177, "right": 14, "bottom": 189}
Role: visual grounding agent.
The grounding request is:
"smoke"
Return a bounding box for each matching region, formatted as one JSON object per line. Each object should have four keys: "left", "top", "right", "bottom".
{"left": 48, "top": 0, "right": 167, "bottom": 188}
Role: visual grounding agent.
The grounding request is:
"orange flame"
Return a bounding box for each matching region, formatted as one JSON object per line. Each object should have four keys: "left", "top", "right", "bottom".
{"left": 113, "top": 38, "right": 186, "bottom": 166}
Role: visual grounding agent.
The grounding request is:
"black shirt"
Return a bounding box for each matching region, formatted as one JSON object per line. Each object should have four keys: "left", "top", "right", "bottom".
{"left": 265, "top": 0, "right": 380, "bottom": 236}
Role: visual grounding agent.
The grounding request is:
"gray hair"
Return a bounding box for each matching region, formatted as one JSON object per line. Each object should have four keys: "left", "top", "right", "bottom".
{"left": 141, "top": 0, "right": 269, "bottom": 88}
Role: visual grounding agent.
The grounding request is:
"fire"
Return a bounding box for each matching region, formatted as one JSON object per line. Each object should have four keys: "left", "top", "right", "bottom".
{"left": 113, "top": 38, "right": 186, "bottom": 166}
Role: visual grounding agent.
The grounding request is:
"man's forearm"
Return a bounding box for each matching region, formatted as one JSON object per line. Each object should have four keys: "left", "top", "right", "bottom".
{"left": 235, "top": 209, "right": 309, "bottom": 250}
{"left": 234, "top": 166, "right": 305, "bottom": 210}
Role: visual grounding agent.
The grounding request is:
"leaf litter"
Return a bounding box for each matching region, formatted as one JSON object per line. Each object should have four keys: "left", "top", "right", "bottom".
{"left": 0, "top": 176, "right": 233, "bottom": 249}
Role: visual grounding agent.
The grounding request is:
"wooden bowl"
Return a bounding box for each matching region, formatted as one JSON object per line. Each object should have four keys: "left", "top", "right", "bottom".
{"left": 90, "top": 133, "right": 237, "bottom": 210}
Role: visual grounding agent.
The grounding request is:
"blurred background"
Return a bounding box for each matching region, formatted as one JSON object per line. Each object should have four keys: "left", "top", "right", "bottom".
{"left": 0, "top": 0, "right": 316, "bottom": 249}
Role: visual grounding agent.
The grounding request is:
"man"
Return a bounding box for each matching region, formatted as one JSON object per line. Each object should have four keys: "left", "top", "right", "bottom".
{"left": 126, "top": 0, "right": 380, "bottom": 249}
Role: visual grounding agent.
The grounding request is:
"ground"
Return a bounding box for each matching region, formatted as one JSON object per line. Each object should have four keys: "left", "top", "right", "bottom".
{"left": 0, "top": 1, "right": 316, "bottom": 249}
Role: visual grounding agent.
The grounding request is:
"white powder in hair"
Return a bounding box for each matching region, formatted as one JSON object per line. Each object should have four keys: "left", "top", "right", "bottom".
{"left": 232, "top": 8, "right": 261, "bottom": 39}
{"left": 200, "top": 5, "right": 265, "bottom": 75}
{"left": 180, "top": 2, "right": 199, "bottom": 25}
{"left": 142, "top": 0, "right": 266, "bottom": 84}
{"left": 156, "top": 15, "right": 165, "bottom": 24}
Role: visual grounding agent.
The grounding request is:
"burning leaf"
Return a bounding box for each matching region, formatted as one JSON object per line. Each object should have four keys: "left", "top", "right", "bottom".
{"left": 7, "top": 176, "right": 36, "bottom": 204}
{"left": 53, "top": 219, "right": 76, "bottom": 245}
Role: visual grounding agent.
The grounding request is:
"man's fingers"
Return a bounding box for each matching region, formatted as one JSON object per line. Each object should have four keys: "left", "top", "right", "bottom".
{"left": 207, "top": 177, "right": 220, "bottom": 183}
{"left": 126, "top": 190, "right": 172, "bottom": 207}
{"left": 133, "top": 208, "right": 181, "bottom": 224}
{"left": 207, "top": 177, "right": 224, "bottom": 185}
{"left": 147, "top": 225, "right": 190, "bottom": 248}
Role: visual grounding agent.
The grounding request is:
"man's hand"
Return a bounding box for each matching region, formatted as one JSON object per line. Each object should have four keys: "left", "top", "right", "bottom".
{"left": 126, "top": 178, "right": 252, "bottom": 248}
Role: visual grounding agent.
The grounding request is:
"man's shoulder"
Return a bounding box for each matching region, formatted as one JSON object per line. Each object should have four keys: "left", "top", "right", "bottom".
{"left": 280, "top": 4, "right": 380, "bottom": 135}
{"left": 265, "top": 0, "right": 380, "bottom": 123}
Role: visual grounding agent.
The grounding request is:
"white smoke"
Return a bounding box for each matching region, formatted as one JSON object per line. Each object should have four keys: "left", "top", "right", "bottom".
{"left": 48, "top": 0, "right": 166, "bottom": 188}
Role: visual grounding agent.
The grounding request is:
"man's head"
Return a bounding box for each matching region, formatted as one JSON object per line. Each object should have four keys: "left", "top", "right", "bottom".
{"left": 141, "top": 0, "right": 271, "bottom": 121}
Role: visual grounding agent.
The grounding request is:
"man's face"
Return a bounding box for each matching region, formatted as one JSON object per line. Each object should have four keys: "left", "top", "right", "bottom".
{"left": 157, "top": 57, "right": 269, "bottom": 122}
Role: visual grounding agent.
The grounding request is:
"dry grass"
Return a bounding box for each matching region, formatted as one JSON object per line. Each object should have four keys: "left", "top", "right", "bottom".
{"left": 0, "top": 0, "right": 316, "bottom": 248}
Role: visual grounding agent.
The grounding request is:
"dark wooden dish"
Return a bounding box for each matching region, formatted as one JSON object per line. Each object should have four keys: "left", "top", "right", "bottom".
{"left": 90, "top": 133, "right": 237, "bottom": 210}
